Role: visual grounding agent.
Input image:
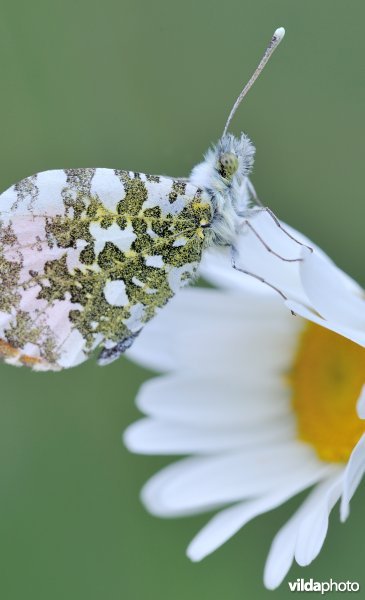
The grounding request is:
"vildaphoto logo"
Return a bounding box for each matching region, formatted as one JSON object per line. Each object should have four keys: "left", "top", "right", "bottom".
{"left": 288, "top": 579, "right": 360, "bottom": 594}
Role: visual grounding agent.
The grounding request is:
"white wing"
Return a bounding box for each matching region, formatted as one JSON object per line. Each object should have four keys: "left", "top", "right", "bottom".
{"left": 0, "top": 168, "right": 209, "bottom": 369}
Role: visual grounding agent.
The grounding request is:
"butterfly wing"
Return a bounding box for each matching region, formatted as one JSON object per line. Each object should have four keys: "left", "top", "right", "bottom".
{"left": 0, "top": 168, "right": 212, "bottom": 369}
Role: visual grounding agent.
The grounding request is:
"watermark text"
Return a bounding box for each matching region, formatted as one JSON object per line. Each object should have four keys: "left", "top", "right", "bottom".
{"left": 288, "top": 578, "right": 360, "bottom": 594}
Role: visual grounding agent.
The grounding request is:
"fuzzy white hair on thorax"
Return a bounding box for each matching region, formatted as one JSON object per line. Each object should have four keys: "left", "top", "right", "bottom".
{"left": 189, "top": 133, "right": 256, "bottom": 246}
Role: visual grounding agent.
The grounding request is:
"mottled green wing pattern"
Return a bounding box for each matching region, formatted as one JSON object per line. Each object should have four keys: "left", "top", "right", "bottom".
{"left": 0, "top": 168, "right": 212, "bottom": 369}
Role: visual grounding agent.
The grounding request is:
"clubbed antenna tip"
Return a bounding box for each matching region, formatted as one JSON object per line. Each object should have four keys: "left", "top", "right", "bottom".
{"left": 274, "top": 27, "right": 286, "bottom": 42}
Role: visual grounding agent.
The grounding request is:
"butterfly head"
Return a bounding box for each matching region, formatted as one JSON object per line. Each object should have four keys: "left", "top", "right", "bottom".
{"left": 190, "top": 133, "right": 255, "bottom": 199}
{"left": 189, "top": 134, "right": 255, "bottom": 246}
{"left": 217, "top": 133, "right": 255, "bottom": 182}
{"left": 218, "top": 152, "right": 239, "bottom": 179}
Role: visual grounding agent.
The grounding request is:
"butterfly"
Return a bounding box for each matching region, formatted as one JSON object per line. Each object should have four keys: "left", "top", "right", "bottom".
{"left": 0, "top": 28, "right": 285, "bottom": 370}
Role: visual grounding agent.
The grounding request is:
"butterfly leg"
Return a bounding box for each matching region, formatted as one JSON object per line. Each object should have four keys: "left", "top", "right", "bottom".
{"left": 231, "top": 247, "right": 296, "bottom": 315}
{"left": 98, "top": 331, "right": 141, "bottom": 366}
{"left": 241, "top": 180, "right": 313, "bottom": 253}
{"left": 242, "top": 182, "right": 313, "bottom": 253}
{"left": 251, "top": 207, "right": 313, "bottom": 253}
{"left": 246, "top": 178, "right": 264, "bottom": 207}
{"left": 240, "top": 219, "right": 302, "bottom": 262}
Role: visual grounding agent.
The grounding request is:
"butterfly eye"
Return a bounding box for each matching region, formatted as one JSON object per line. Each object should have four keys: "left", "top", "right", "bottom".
{"left": 218, "top": 153, "right": 239, "bottom": 179}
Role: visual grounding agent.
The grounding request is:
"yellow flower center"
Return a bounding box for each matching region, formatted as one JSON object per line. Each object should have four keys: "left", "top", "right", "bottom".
{"left": 290, "top": 322, "right": 365, "bottom": 462}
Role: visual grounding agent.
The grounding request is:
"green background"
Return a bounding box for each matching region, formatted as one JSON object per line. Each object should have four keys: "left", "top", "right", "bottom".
{"left": 0, "top": 1, "right": 364, "bottom": 598}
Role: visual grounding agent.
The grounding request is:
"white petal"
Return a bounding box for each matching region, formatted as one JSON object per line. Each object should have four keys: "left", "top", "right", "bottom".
{"left": 264, "top": 470, "right": 341, "bottom": 589}
{"left": 285, "top": 300, "right": 365, "bottom": 347}
{"left": 128, "top": 287, "right": 302, "bottom": 373}
{"left": 295, "top": 473, "right": 343, "bottom": 566}
{"left": 300, "top": 248, "right": 365, "bottom": 330}
{"left": 199, "top": 245, "right": 272, "bottom": 293}
{"left": 263, "top": 513, "right": 301, "bottom": 590}
{"left": 141, "top": 443, "right": 329, "bottom": 517}
{"left": 128, "top": 289, "right": 232, "bottom": 371}
{"left": 124, "top": 416, "right": 296, "bottom": 455}
{"left": 187, "top": 464, "right": 335, "bottom": 562}
{"left": 340, "top": 432, "right": 365, "bottom": 521}
{"left": 135, "top": 374, "right": 291, "bottom": 427}
{"left": 357, "top": 385, "right": 365, "bottom": 419}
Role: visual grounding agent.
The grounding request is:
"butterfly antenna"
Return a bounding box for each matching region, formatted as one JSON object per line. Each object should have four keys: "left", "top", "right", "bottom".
{"left": 222, "top": 27, "right": 285, "bottom": 137}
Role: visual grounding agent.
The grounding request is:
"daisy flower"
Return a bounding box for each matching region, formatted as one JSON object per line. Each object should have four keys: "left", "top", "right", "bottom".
{"left": 124, "top": 213, "right": 365, "bottom": 589}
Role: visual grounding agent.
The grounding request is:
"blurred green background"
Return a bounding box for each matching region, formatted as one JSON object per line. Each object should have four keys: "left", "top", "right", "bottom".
{"left": 0, "top": 1, "right": 364, "bottom": 598}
